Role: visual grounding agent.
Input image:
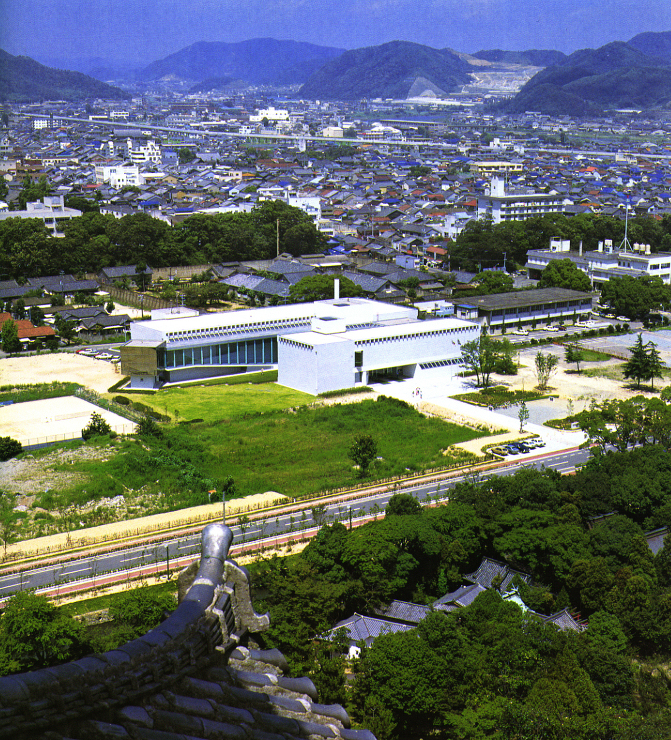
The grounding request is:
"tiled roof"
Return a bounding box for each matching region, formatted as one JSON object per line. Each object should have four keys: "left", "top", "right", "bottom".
{"left": 0, "top": 524, "right": 375, "bottom": 740}
{"left": 645, "top": 527, "right": 668, "bottom": 555}
{"left": 542, "top": 608, "right": 587, "bottom": 633}
{"left": 328, "top": 613, "right": 414, "bottom": 642}
{"left": 372, "top": 600, "right": 432, "bottom": 625}
{"left": 433, "top": 583, "right": 487, "bottom": 608}
{"left": 464, "top": 557, "right": 532, "bottom": 592}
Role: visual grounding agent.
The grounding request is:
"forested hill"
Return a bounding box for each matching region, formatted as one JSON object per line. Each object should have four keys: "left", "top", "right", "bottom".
{"left": 298, "top": 41, "right": 473, "bottom": 100}
{"left": 138, "top": 38, "right": 345, "bottom": 85}
{"left": 500, "top": 39, "right": 671, "bottom": 115}
{"left": 0, "top": 49, "right": 130, "bottom": 102}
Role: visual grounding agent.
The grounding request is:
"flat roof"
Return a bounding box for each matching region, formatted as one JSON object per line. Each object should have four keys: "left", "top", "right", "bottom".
{"left": 455, "top": 288, "right": 593, "bottom": 311}
{"left": 131, "top": 298, "right": 415, "bottom": 338}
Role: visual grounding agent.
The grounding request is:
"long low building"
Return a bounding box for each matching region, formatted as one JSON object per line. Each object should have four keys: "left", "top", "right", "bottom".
{"left": 121, "top": 298, "right": 479, "bottom": 394}
{"left": 452, "top": 287, "right": 594, "bottom": 333}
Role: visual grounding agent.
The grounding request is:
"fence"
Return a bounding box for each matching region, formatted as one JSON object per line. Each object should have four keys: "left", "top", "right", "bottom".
{"left": 21, "top": 423, "right": 137, "bottom": 449}
{"left": 103, "top": 286, "right": 178, "bottom": 312}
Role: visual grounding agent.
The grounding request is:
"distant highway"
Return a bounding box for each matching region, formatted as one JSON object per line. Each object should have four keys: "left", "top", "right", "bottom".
{"left": 0, "top": 447, "right": 590, "bottom": 604}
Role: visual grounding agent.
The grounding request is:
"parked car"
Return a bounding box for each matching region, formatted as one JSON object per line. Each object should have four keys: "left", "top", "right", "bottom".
{"left": 511, "top": 329, "right": 529, "bottom": 336}
{"left": 505, "top": 445, "right": 520, "bottom": 455}
{"left": 616, "top": 316, "right": 628, "bottom": 322}
{"left": 490, "top": 446, "right": 509, "bottom": 456}
{"left": 510, "top": 442, "right": 531, "bottom": 453}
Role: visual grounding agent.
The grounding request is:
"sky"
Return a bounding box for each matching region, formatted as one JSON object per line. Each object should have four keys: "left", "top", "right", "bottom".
{"left": 1, "top": 0, "right": 671, "bottom": 68}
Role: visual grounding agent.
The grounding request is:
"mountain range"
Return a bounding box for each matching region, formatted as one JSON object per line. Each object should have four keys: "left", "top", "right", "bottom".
{"left": 137, "top": 38, "right": 345, "bottom": 86}
{"left": 6, "top": 31, "right": 671, "bottom": 114}
{"left": 0, "top": 49, "right": 130, "bottom": 102}
{"left": 501, "top": 34, "right": 671, "bottom": 115}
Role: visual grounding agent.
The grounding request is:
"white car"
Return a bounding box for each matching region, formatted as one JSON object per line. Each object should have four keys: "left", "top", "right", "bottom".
{"left": 544, "top": 326, "right": 559, "bottom": 332}
{"left": 616, "top": 316, "right": 629, "bottom": 322}
{"left": 511, "top": 329, "right": 529, "bottom": 336}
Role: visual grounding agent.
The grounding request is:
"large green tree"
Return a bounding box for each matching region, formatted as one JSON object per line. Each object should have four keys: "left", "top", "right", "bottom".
{"left": 1, "top": 319, "right": 21, "bottom": 354}
{"left": 600, "top": 275, "right": 671, "bottom": 321}
{"left": 539, "top": 259, "right": 591, "bottom": 291}
{"left": 289, "top": 274, "right": 363, "bottom": 303}
{"left": 0, "top": 592, "right": 87, "bottom": 675}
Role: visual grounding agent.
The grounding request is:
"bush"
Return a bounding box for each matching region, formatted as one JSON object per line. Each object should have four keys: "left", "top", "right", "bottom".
{"left": 137, "top": 415, "right": 162, "bottom": 437}
{"left": 82, "top": 412, "right": 112, "bottom": 441}
{"left": 0, "top": 436, "right": 22, "bottom": 461}
{"left": 114, "top": 395, "right": 130, "bottom": 406}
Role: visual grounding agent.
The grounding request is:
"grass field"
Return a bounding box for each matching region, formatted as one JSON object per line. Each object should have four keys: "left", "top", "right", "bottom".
{"left": 579, "top": 349, "right": 612, "bottom": 362}
{"left": 30, "top": 396, "right": 486, "bottom": 529}
{"left": 114, "top": 382, "right": 314, "bottom": 423}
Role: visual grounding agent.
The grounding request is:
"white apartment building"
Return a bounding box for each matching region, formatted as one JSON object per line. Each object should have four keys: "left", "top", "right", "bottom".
{"left": 249, "top": 107, "right": 290, "bottom": 124}
{"left": 126, "top": 138, "right": 161, "bottom": 165}
{"left": 0, "top": 196, "right": 81, "bottom": 235}
{"left": 477, "top": 177, "right": 565, "bottom": 224}
{"left": 94, "top": 162, "right": 142, "bottom": 189}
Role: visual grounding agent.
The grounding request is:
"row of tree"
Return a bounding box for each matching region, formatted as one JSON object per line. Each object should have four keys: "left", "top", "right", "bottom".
{"left": 0, "top": 200, "right": 327, "bottom": 280}
{"left": 448, "top": 212, "right": 671, "bottom": 273}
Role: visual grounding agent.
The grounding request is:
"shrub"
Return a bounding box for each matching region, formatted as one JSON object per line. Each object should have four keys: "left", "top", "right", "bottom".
{"left": 114, "top": 395, "right": 130, "bottom": 406}
{"left": 0, "top": 436, "right": 22, "bottom": 461}
{"left": 82, "top": 412, "right": 112, "bottom": 441}
{"left": 136, "top": 415, "right": 162, "bottom": 437}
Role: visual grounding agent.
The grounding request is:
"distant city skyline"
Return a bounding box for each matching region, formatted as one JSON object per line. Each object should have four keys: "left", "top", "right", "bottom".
{"left": 1, "top": 0, "right": 671, "bottom": 69}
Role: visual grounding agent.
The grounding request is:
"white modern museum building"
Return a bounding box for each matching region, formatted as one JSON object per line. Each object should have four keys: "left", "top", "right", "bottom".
{"left": 121, "top": 293, "right": 480, "bottom": 395}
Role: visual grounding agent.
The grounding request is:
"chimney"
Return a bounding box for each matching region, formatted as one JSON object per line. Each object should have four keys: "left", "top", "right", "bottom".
{"left": 334, "top": 277, "right": 340, "bottom": 300}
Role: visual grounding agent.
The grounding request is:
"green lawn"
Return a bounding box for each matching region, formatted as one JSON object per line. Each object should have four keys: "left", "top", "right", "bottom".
{"left": 117, "top": 382, "right": 314, "bottom": 422}
{"left": 579, "top": 349, "right": 612, "bottom": 362}
{"left": 34, "top": 397, "right": 486, "bottom": 523}
{"left": 452, "top": 386, "right": 550, "bottom": 408}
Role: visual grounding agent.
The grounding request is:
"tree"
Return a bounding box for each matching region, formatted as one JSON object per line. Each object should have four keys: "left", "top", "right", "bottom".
{"left": 0, "top": 437, "right": 22, "bottom": 461}
{"left": 519, "top": 401, "right": 530, "bottom": 432}
{"left": 465, "top": 270, "right": 514, "bottom": 295}
{"left": 623, "top": 334, "right": 652, "bottom": 389}
{"left": 600, "top": 275, "right": 671, "bottom": 321}
{"left": 646, "top": 339, "right": 664, "bottom": 390}
{"left": 535, "top": 351, "right": 558, "bottom": 390}
{"left": 565, "top": 343, "right": 583, "bottom": 373}
{"left": 349, "top": 434, "right": 378, "bottom": 477}
{"left": 136, "top": 414, "right": 162, "bottom": 437}
{"left": 539, "top": 259, "right": 591, "bottom": 291}
{"left": 82, "top": 412, "right": 112, "bottom": 440}
{"left": 108, "top": 585, "right": 176, "bottom": 638}
{"left": 178, "top": 147, "right": 196, "bottom": 164}
{"left": 0, "top": 592, "right": 87, "bottom": 675}
{"left": 289, "top": 275, "right": 363, "bottom": 303}
{"left": 386, "top": 493, "right": 422, "bottom": 517}
{"left": 1, "top": 319, "right": 21, "bottom": 354}
{"left": 460, "top": 331, "right": 498, "bottom": 389}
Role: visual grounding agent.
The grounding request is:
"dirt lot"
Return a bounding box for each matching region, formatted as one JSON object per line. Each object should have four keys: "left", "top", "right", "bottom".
{"left": 0, "top": 352, "right": 120, "bottom": 394}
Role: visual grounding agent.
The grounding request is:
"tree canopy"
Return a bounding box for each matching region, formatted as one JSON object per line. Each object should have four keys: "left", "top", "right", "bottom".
{"left": 539, "top": 258, "right": 591, "bottom": 291}
{"left": 288, "top": 275, "right": 363, "bottom": 303}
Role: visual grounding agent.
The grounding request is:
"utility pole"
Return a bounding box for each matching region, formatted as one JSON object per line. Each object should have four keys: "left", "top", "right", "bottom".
{"left": 503, "top": 252, "right": 507, "bottom": 272}
{"left": 276, "top": 219, "right": 280, "bottom": 258}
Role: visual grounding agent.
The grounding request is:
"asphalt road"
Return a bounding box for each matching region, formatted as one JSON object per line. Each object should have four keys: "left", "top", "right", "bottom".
{"left": 0, "top": 446, "right": 590, "bottom": 603}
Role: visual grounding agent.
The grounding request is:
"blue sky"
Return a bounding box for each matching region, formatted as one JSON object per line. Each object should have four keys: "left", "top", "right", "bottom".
{"left": 1, "top": 0, "right": 671, "bottom": 66}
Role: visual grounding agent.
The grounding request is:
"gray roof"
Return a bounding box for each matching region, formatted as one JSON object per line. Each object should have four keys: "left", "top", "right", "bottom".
{"left": 341, "top": 270, "right": 389, "bottom": 293}
{"left": 328, "top": 613, "right": 414, "bottom": 642}
{"left": 542, "top": 608, "right": 587, "bottom": 633}
{"left": 464, "top": 557, "right": 532, "bottom": 592}
{"left": 433, "top": 583, "right": 487, "bottom": 608}
{"left": 645, "top": 527, "right": 668, "bottom": 555}
{"left": 372, "top": 600, "right": 432, "bottom": 625}
{"left": 0, "top": 523, "right": 375, "bottom": 740}
{"left": 455, "top": 287, "right": 593, "bottom": 312}
{"left": 222, "top": 273, "right": 264, "bottom": 290}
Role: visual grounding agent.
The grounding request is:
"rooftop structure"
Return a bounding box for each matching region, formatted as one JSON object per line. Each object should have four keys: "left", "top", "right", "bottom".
{"left": 0, "top": 196, "right": 81, "bottom": 236}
